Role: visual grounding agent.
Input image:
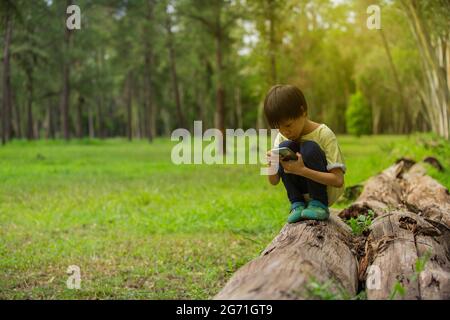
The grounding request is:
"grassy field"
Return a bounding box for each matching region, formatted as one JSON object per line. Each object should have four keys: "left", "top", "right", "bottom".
{"left": 1, "top": 134, "right": 449, "bottom": 299}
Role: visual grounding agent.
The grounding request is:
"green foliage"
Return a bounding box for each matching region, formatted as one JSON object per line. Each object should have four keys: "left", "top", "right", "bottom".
{"left": 2, "top": 0, "right": 449, "bottom": 142}
{"left": 305, "top": 278, "right": 345, "bottom": 300}
{"left": 411, "top": 251, "right": 432, "bottom": 282}
{"left": 389, "top": 281, "right": 407, "bottom": 300}
{"left": 345, "top": 91, "right": 372, "bottom": 136}
{"left": 346, "top": 210, "right": 374, "bottom": 236}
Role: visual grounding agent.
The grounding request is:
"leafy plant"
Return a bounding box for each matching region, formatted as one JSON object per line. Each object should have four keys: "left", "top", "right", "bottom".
{"left": 305, "top": 278, "right": 347, "bottom": 300}
{"left": 389, "top": 280, "right": 406, "bottom": 299}
{"left": 305, "top": 277, "right": 366, "bottom": 300}
{"left": 411, "top": 251, "right": 432, "bottom": 282}
{"left": 346, "top": 210, "right": 374, "bottom": 236}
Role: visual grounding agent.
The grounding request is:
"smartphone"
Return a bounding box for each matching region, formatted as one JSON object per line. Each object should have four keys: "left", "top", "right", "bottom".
{"left": 271, "top": 147, "right": 298, "bottom": 161}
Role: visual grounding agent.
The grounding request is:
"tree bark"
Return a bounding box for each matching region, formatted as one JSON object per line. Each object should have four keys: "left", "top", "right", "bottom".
{"left": 60, "top": 0, "right": 73, "bottom": 141}
{"left": 26, "top": 68, "right": 34, "bottom": 140}
{"left": 96, "top": 96, "right": 104, "bottom": 139}
{"left": 76, "top": 96, "right": 84, "bottom": 139}
{"left": 268, "top": 0, "right": 277, "bottom": 85}
{"left": 126, "top": 72, "right": 133, "bottom": 141}
{"left": 338, "top": 161, "right": 407, "bottom": 219}
{"left": 88, "top": 106, "right": 94, "bottom": 139}
{"left": 46, "top": 103, "right": 55, "bottom": 139}
{"left": 215, "top": 26, "right": 226, "bottom": 153}
{"left": 143, "top": 0, "right": 156, "bottom": 142}
{"left": 165, "top": 7, "right": 186, "bottom": 129}
{"left": 401, "top": 0, "right": 449, "bottom": 139}
{"left": 402, "top": 163, "right": 450, "bottom": 228}
{"left": 379, "top": 28, "right": 409, "bottom": 134}
{"left": 363, "top": 210, "right": 450, "bottom": 299}
{"left": 256, "top": 0, "right": 277, "bottom": 131}
{"left": 11, "top": 87, "right": 21, "bottom": 139}
{"left": 234, "top": 87, "right": 243, "bottom": 129}
{"left": 2, "top": 7, "right": 13, "bottom": 144}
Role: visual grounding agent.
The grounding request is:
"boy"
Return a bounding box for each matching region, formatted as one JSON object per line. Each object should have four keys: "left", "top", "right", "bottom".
{"left": 264, "top": 84, "right": 346, "bottom": 223}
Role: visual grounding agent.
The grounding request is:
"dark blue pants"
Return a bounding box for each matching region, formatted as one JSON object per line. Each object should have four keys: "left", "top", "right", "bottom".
{"left": 277, "top": 140, "right": 328, "bottom": 206}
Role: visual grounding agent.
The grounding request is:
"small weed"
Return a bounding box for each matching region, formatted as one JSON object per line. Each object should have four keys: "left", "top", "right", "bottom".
{"left": 346, "top": 210, "right": 374, "bottom": 236}
{"left": 304, "top": 277, "right": 364, "bottom": 300}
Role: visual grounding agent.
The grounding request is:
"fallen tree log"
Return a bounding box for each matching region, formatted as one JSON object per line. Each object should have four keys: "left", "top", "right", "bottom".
{"left": 215, "top": 159, "right": 450, "bottom": 300}
{"left": 214, "top": 214, "right": 358, "bottom": 299}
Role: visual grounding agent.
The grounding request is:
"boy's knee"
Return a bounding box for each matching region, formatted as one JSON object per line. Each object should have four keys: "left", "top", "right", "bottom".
{"left": 279, "top": 140, "right": 300, "bottom": 153}
{"left": 300, "top": 141, "right": 324, "bottom": 161}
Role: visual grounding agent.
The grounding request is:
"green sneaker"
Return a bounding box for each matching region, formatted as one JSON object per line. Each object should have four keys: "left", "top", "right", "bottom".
{"left": 300, "top": 199, "right": 330, "bottom": 221}
{"left": 287, "top": 201, "right": 306, "bottom": 223}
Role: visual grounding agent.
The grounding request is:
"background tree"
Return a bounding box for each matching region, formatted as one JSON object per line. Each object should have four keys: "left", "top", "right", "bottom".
{"left": 346, "top": 91, "right": 372, "bottom": 137}
{"left": 0, "top": 0, "right": 448, "bottom": 144}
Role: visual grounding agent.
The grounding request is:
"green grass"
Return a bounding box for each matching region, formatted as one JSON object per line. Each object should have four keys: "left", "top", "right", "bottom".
{"left": 1, "top": 134, "right": 449, "bottom": 299}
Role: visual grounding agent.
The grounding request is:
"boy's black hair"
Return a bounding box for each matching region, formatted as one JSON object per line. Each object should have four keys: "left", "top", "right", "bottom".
{"left": 263, "top": 84, "right": 308, "bottom": 128}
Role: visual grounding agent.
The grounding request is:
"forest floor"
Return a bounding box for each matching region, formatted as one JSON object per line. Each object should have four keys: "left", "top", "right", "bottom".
{"left": 1, "top": 133, "right": 449, "bottom": 299}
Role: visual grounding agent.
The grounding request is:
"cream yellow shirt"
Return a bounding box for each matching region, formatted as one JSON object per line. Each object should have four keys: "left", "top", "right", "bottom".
{"left": 273, "top": 124, "right": 346, "bottom": 206}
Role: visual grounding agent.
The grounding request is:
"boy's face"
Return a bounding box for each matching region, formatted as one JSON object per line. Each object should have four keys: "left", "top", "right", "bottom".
{"left": 278, "top": 115, "right": 306, "bottom": 141}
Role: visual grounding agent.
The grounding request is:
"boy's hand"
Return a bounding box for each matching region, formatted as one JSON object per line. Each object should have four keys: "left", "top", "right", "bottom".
{"left": 266, "top": 150, "right": 279, "bottom": 167}
{"left": 280, "top": 152, "right": 306, "bottom": 175}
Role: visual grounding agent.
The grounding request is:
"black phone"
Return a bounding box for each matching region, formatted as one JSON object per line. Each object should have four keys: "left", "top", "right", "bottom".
{"left": 271, "top": 147, "right": 298, "bottom": 161}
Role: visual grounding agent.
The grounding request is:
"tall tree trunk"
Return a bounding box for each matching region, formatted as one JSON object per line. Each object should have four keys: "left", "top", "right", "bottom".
{"left": 2, "top": 8, "right": 13, "bottom": 145}
{"left": 215, "top": 24, "right": 226, "bottom": 153}
{"left": 402, "top": 0, "right": 449, "bottom": 139}
{"left": 144, "top": 0, "right": 156, "bottom": 142}
{"left": 95, "top": 49, "right": 105, "bottom": 139}
{"left": 138, "top": 82, "right": 145, "bottom": 139}
{"left": 379, "top": 28, "right": 409, "bottom": 134}
{"left": 11, "top": 87, "right": 21, "bottom": 139}
{"left": 76, "top": 96, "right": 84, "bottom": 138}
{"left": 60, "top": 61, "right": 70, "bottom": 140}
{"left": 88, "top": 107, "right": 94, "bottom": 139}
{"left": 126, "top": 72, "right": 133, "bottom": 141}
{"left": 165, "top": 7, "right": 186, "bottom": 129}
{"left": 235, "top": 87, "right": 243, "bottom": 129}
{"left": 96, "top": 96, "right": 104, "bottom": 139}
{"left": 60, "top": 0, "right": 73, "bottom": 141}
{"left": 46, "top": 103, "right": 55, "bottom": 139}
{"left": 192, "top": 70, "right": 205, "bottom": 129}
{"left": 256, "top": 0, "right": 277, "bottom": 131}
{"left": 26, "top": 68, "right": 34, "bottom": 140}
{"left": 268, "top": 0, "right": 277, "bottom": 86}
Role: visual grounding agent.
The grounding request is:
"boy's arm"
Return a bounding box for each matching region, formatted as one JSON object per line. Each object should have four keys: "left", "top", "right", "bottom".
{"left": 280, "top": 154, "right": 344, "bottom": 188}
{"left": 268, "top": 173, "right": 280, "bottom": 185}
